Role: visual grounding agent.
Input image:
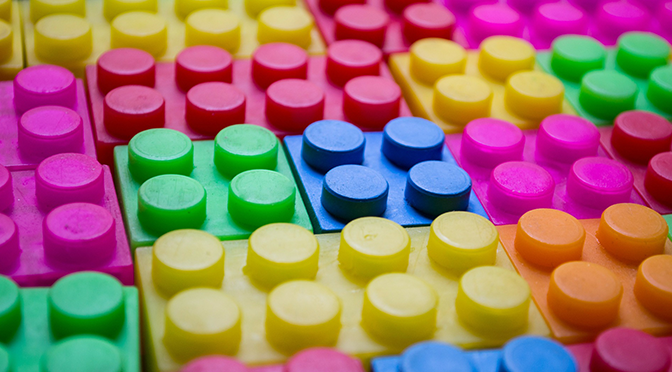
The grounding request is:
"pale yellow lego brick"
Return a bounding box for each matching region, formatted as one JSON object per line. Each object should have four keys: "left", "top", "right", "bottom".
{"left": 0, "top": 2, "right": 24, "bottom": 80}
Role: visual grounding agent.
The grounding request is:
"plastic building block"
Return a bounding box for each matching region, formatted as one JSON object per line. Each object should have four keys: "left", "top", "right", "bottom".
{"left": 0, "top": 65, "right": 96, "bottom": 171}
{"left": 497, "top": 204, "right": 672, "bottom": 344}
{"left": 667, "top": 215, "right": 672, "bottom": 241}
{"left": 135, "top": 214, "right": 549, "bottom": 370}
{"left": 114, "top": 126, "right": 312, "bottom": 248}
{"left": 0, "top": 1, "right": 23, "bottom": 80}
{"left": 371, "top": 336, "right": 577, "bottom": 372}
{"left": 20, "top": 0, "right": 325, "bottom": 76}
{"left": 566, "top": 328, "right": 672, "bottom": 372}
{"left": 537, "top": 33, "right": 672, "bottom": 125}
{"left": 306, "top": 0, "right": 457, "bottom": 55}
{"left": 184, "top": 348, "right": 365, "bottom": 372}
{"left": 87, "top": 43, "right": 411, "bottom": 165}
{"left": 0, "top": 272, "right": 139, "bottom": 372}
{"left": 445, "top": 115, "right": 647, "bottom": 225}
{"left": 598, "top": 111, "right": 672, "bottom": 215}
{"left": 0, "top": 154, "right": 133, "bottom": 286}
{"left": 389, "top": 36, "right": 577, "bottom": 134}
{"left": 285, "top": 118, "right": 487, "bottom": 233}
{"left": 442, "top": 0, "right": 672, "bottom": 50}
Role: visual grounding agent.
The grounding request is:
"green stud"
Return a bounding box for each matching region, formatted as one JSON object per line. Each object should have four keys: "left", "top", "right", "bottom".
{"left": 214, "top": 124, "right": 279, "bottom": 179}
{"left": 228, "top": 170, "right": 296, "bottom": 228}
{"left": 579, "top": 70, "right": 638, "bottom": 120}
{"left": 48, "top": 272, "right": 125, "bottom": 339}
{"left": 42, "top": 336, "right": 122, "bottom": 372}
{"left": 647, "top": 66, "right": 672, "bottom": 114}
{"left": 0, "top": 276, "right": 20, "bottom": 343}
{"left": 128, "top": 129, "right": 194, "bottom": 183}
{"left": 138, "top": 174, "right": 207, "bottom": 234}
{"left": 616, "top": 32, "right": 671, "bottom": 78}
{"left": 551, "top": 35, "right": 607, "bottom": 82}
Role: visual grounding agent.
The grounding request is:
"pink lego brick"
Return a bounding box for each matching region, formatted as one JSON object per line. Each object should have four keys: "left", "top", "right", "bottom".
{"left": 0, "top": 154, "right": 133, "bottom": 286}
{"left": 86, "top": 44, "right": 411, "bottom": 165}
{"left": 306, "top": 0, "right": 457, "bottom": 55}
{"left": 567, "top": 328, "right": 672, "bottom": 372}
{"left": 0, "top": 65, "right": 97, "bottom": 171}
{"left": 442, "top": 0, "right": 672, "bottom": 49}
{"left": 599, "top": 110, "right": 672, "bottom": 215}
{"left": 445, "top": 114, "right": 647, "bottom": 225}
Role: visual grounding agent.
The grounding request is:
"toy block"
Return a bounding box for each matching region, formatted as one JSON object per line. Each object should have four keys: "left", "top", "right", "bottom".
{"left": 0, "top": 2, "right": 23, "bottom": 80}
{"left": 537, "top": 33, "right": 672, "bottom": 125}
{"left": 0, "top": 272, "right": 139, "bottom": 372}
{"left": 19, "top": 0, "right": 325, "bottom": 76}
{"left": 135, "top": 213, "right": 550, "bottom": 370}
{"left": 566, "top": 328, "right": 672, "bottom": 372}
{"left": 371, "top": 336, "right": 578, "bottom": 372}
{"left": 0, "top": 154, "right": 133, "bottom": 287}
{"left": 667, "top": 215, "right": 672, "bottom": 241}
{"left": 497, "top": 204, "right": 672, "bottom": 344}
{"left": 442, "top": 0, "right": 672, "bottom": 50}
{"left": 0, "top": 65, "right": 97, "bottom": 171}
{"left": 597, "top": 111, "right": 672, "bottom": 215}
{"left": 306, "top": 0, "right": 457, "bottom": 55}
{"left": 284, "top": 118, "right": 487, "bottom": 233}
{"left": 388, "top": 36, "right": 577, "bottom": 134}
{"left": 183, "top": 348, "right": 366, "bottom": 372}
{"left": 445, "top": 115, "right": 647, "bottom": 225}
{"left": 114, "top": 125, "right": 313, "bottom": 249}
{"left": 87, "top": 43, "right": 411, "bottom": 165}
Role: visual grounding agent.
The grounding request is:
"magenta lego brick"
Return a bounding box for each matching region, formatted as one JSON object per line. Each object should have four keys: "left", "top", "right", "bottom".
{"left": 566, "top": 328, "right": 672, "bottom": 372}
{"left": 0, "top": 154, "right": 133, "bottom": 287}
{"left": 441, "top": 0, "right": 672, "bottom": 50}
{"left": 445, "top": 114, "right": 647, "bottom": 225}
{"left": 183, "top": 349, "right": 365, "bottom": 372}
{"left": 598, "top": 111, "right": 672, "bottom": 215}
{"left": 0, "top": 65, "right": 97, "bottom": 171}
{"left": 284, "top": 117, "right": 487, "bottom": 234}
{"left": 86, "top": 44, "right": 411, "bottom": 165}
{"left": 306, "top": 0, "right": 457, "bottom": 55}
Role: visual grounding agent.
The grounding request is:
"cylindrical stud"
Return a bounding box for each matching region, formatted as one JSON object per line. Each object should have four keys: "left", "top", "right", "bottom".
{"left": 645, "top": 152, "right": 672, "bottom": 207}
{"left": 402, "top": 3, "right": 455, "bottom": 44}
{"left": 13, "top": 65, "right": 76, "bottom": 114}
{"left": 301, "top": 120, "right": 365, "bottom": 173}
{"left": 536, "top": 114, "right": 599, "bottom": 163}
{"left": 410, "top": 38, "right": 466, "bottom": 86}
{"left": 550, "top": 35, "right": 606, "bottom": 82}
{"left": 138, "top": 175, "right": 206, "bottom": 234}
{"left": 406, "top": 161, "right": 471, "bottom": 217}
{"left": 635, "top": 255, "right": 672, "bottom": 321}
{"left": 96, "top": 48, "right": 156, "bottom": 94}
{"left": 611, "top": 110, "right": 672, "bottom": 164}
{"left": 590, "top": 328, "right": 671, "bottom": 372}
{"left": 478, "top": 36, "right": 534, "bottom": 81}
{"left": 321, "top": 164, "right": 388, "bottom": 220}
{"left": 111, "top": 11, "right": 168, "bottom": 57}
{"left": 579, "top": 70, "right": 638, "bottom": 120}
{"left": 228, "top": 170, "right": 296, "bottom": 228}
{"left": 566, "top": 157, "right": 633, "bottom": 210}
{"left": 326, "top": 40, "right": 382, "bottom": 87}
{"left": 185, "top": 9, "right": 240, "bottom": 53}
{"left": 128, "top": 129, "right": 193, "bottom": 182}
{"left": 334, "top": 5, "right": 389, "bottom": 48}
{"left": 104, "top": 85, "right": 165, "bottom": 139}
{"left": 175, "top": 45, "right": 233, "bottom": 92}
{"left": 213, "top": 124, "right": 278, "bottom": 179}
{"left": 381, "top": 117, "right": 443, "bottom": 169}
{"left": 257, "top": 6, "right": 313, "bottom": 49}
{"left": 34, "top": 14, "right": 92, "bottom": 64}
{"left": 265, "top": 79, "right": 325, "bottom": 132}
{"left": 505, "top": 71, "right": 564, "bottom": 120}
{"left": 488, "top": 161, "right": 555, "bottom": 216}
{"left": 460, "top": 118, "right": 525, "bottom": 169}
{"left": 343, "top": 76, "right": 401, "bottom": 129}
{"left": 186, "top": 82, "right": 245, "bottom": 135}
{"left": 468, "top": 4, "right": 523, "bottom": 44}
{"left": 35, "top": 153, "right": 105, "bottom": 210}
{"left": 18, "top": 107, "right": 84, "bottom": 161}
{"left": 251, "top": 42, "right": 308, "bottom": 89}
{"left": 433, "top": 75, "right": 492, "bottom": 126}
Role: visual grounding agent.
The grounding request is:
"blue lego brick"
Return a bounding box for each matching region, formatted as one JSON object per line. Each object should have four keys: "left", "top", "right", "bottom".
{"left": 284, "top": 118, "right": 488, "bottom": 233}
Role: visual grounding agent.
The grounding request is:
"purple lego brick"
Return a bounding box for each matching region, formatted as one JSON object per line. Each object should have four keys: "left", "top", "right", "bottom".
{"left": 445, "top": 114, "right": 647, "bottom": 225}
{"left": 0, "top": 65, "right": 97, "bottom": 171}
{"left": 442, "top": 0, "right": 672, "bottom": 49}
{"left": 0, "top": 154, "right": 133, "bottom": 286}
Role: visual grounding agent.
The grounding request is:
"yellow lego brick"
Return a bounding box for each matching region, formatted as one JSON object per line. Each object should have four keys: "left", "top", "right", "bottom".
{"left": 0, "top": 2, "right": 24, "bottom": 80}
{"left": 135, "top": 213, "right": 550, "bottom": 371}
{"left": 20, "top": 0, "right": 325, "bottom": 77}
{"left": 389, "top": 37, "right": 577, "bottom": 134}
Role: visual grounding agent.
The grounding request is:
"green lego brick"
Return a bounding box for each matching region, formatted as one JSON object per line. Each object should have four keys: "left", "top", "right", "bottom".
{"left": 537, "top": 33, "right": 671, "bottom": 126}
{"left": 114, "top": 126, "right": 313, "bottom": 249}
{"left": 0, "top": 272, "right": 139, "bottom": 372}
{"left": 665, "top": 215, "right": 672, "bottom": 241}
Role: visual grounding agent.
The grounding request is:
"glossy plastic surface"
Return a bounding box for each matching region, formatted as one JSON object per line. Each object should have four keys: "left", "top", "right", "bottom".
{"left": 0, "top": 2, "right": 23, "bottom": 79}
{"left": 0, "top": 65, "right": 96, "bottom": 171}
{"left": 284, "top": 118, "right": 487, "bottom": 233}
{"left": 135, "top": 214, "right": 549, "bottom": 370}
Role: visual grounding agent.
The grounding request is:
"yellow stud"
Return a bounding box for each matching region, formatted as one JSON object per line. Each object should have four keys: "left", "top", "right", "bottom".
{"left": 257, "top": 6, "right": 313, "bottom": 49}
{"left": 0, "top": 19, "right": 12, "bottom": 63}
{"left": 410, "top": 38, "right": 467, "bottom": 86}
{"left": 35, "top": 14, "right": 92, "bottom": 63}
{"left": 505, "top": 71, "right": 564, "bottom": 120}
{"left": 433, "top": 75, "right": 492, "bottom": 126}
{"left": 111, "top": 11, "right": 168, "bottom": 57}
{"left": 30, "top": 0, "right": 86, "bottom": 23}
{"left": 174, "top": 0, "right": 227, "bottom": 19}
{"left": 479, "top": 36, "right": 535, "bottom": 81}
{"left": 0, "top": 0, "right": 10, "bottom": 22}
{"left": 185, "top": 8, "right": 240, "bottom": 53}
{"left": 103, "top": 0, "right": 157, "bottom": 21}
{"left": 245, "top": 0, "right": 294, "bottom": 18}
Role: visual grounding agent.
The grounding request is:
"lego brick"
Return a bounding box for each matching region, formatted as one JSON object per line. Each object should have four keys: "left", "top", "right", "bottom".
{"left": 566, "top": 328, "right": 672, "bottom": 372}
{"left": 497, "top": 204, "right": 672, "bottom": 344}
{"left": 135, "top": 214, "right": 550, "bottom": 370}
{"left": 306, "top": 0, "right": 456, "bottom": 55}
{"left": 114, "top": 125, "right": 313, "bottom": 249}
{"left": 0, "top": 65, "right": 97, "bottom": 171}
{"left": 442, "top": 0, "right": 672, "bottom": 50}
{"left": 537, "top": 33, "right": 672, "bottom": 125}
{"left": 20, "top": 0, "right": 325, "bottom": 76}
{"left": 87, "top": 43, "right": 411, "bottom": 165}
{"left": 597, "top": 111, "right": 672, "bottom": 215}
{"left": 284, "top": 118, "right": 487, "bottom": 233}
{"left": 0, "top": 2, "right": 23, "bottom": 80}
{"left": 0, "top": 154, "right": 133, "bottom": 287}
{"left": 0, "top": 272, "right": 140, "bottom": 372}
{"left": 667, "top": 215, "right": 672, "bottom": 241}
{"left": 371, "top": 336, "right": 577, "bottom": 372}
{"left": 445, "top": 115, "right": 647, "bottom": 225}
{"left": 389, "top": 36, "right": 577, "bottom": 134}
